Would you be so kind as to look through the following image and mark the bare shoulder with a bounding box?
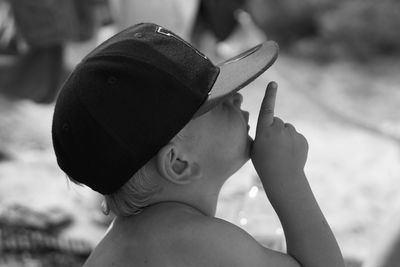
[83,205,301,267]
[171,215,301,267]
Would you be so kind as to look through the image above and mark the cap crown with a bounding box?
[52,23,219,194]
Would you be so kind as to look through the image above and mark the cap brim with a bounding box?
[193,41,279,117]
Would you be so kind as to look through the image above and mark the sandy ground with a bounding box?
[1,42,399,266]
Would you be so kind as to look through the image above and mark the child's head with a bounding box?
[52,23,278,216]
[103,102,252,216]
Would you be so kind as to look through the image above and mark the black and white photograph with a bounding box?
[1,0,399,266]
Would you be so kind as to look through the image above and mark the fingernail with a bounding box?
[270,81,277,89]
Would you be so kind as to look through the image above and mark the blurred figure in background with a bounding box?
[116,0,199,42]
[1,0,267,104]
[247,0,317,47]
[0,0,112,103]
[114,0,265,61]
[192,0,266,60]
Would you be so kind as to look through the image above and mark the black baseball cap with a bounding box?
[52,23,278,195]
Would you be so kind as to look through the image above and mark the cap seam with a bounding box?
[70,76,137,177]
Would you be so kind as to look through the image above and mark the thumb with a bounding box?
[256,81,278,135]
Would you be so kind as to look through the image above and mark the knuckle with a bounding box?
[284,123,296,131]
[299,134,308,147]
[261,107,274,116]
[273,117,282,123]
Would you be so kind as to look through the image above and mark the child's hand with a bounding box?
[251,82,345,267]
[251,81,308,182]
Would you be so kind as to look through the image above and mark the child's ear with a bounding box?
[156,143,202,185]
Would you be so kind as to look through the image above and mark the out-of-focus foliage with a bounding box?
[248,0,400,59]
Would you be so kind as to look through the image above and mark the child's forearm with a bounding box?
[262,171,344,267]
[252,82,344,267]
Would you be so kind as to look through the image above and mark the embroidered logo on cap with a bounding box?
[155,26,208,60]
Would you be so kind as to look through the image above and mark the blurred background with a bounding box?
[0,0,399,266]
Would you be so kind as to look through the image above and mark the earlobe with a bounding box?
[156,144,201,185]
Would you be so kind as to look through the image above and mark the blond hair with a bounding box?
[103,162,160,216]
[68,130,192,217]
[103,130,193,216]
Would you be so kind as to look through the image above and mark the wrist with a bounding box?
[260,170,310,203]
[256,163,306,185]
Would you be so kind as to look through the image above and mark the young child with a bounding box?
[52,23,345,267]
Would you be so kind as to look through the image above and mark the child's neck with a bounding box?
[151,191,220,217]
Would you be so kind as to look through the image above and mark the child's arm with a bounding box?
[251,81,345,267]
[170,81,345,267]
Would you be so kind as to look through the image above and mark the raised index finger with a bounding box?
[257,81,277,129]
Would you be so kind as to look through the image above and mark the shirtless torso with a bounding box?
[83,200,301,267]
[84,202,222,267]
